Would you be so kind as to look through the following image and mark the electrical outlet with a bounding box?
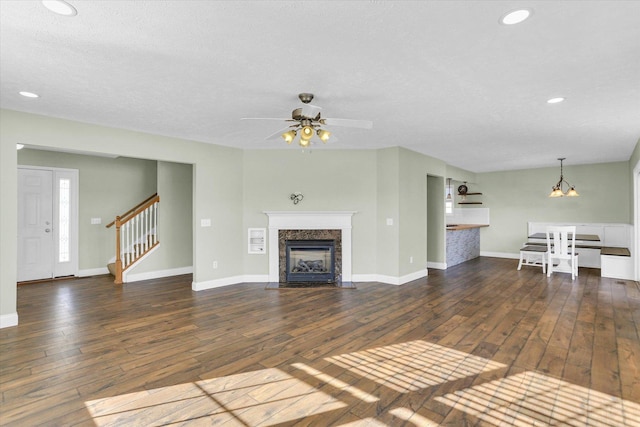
[410,256,413,264]
[213,261,218,269]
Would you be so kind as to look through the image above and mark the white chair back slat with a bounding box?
[546,226,579,279]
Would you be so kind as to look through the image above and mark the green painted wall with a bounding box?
[17,149,158,270]
[376,148,400,277]
[630,138,640,221]
[242,149,378,276]
[0,116,18,322]
[398,148,428,276]
[1,109,244,323]
[427,175,445,264]
[3,109,635,325]
[477,161,631,255]
[132,161,193,274]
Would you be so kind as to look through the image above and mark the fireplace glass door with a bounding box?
[285,240,335,283]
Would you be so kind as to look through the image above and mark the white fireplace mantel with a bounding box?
[264,211,356,282]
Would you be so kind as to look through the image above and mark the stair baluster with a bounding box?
[106,194,160,284]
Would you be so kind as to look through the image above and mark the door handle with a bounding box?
[45,228,51,233]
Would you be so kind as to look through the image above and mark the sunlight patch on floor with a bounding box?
[325,340,507,393]
[389,407,441,426]
[84,340,637,426]
[291,362,379,403]
[85,368,345,426]
[435,371,640,427]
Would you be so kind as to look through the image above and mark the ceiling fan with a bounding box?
[242,93,373,147]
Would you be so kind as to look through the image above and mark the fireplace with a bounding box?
[286,239,335,283]
[278,229,341,283]
[265,211,355,283]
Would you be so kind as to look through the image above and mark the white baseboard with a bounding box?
[192,270,431,290]
[125,266,193,283]
[351,274,379,283]
[243,274,270,283]
[78,267,109,277]
[360,270,428,286]
[0,312,19,329]
[192,275,247,291]
[481,251,519,260]
[427,261,447,270]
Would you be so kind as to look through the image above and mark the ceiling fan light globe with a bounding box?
[300,126,314,141]
[318,129,331,143]
[299,138,310,147]
[282,130,296,144]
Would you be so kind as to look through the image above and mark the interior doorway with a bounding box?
[635,164,640,281]
[426,174,446,270]
[17,166,78,282]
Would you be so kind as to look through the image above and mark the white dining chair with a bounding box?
[546,226,579,279]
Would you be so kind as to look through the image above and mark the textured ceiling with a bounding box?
[1,0,639,173]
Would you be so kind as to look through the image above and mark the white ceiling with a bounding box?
[1,1,639,173]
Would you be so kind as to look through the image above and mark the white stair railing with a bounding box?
[106,194,160,284]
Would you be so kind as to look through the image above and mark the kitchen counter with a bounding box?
[446,224,489,231]
[446,225,488,267]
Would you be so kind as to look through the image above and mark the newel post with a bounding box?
[114,215,123,285]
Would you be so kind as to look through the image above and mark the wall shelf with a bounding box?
[248,228,266,254]
[458,191,483,205]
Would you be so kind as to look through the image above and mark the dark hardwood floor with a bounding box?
[1,257,639,426]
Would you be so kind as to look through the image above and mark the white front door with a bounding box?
[18,169,53,281]
[18,167,78,282]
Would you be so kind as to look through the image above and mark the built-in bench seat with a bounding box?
[524,241,603,250]
[526,222,634,280]
[519,244,632,279]
[601,247,631,257]
[601,247,633,280]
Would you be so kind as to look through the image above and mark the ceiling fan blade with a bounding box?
[300,103,322,118]
[241,117,293,121]
[321,118,373,129]
[264,125,296,141]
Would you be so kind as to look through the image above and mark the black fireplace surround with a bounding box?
[285,239,336,283]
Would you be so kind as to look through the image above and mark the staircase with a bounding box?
[106,194,160,284]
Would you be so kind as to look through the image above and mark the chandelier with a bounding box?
[549,158,579,197]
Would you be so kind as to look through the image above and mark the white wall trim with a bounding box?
[366,269,428,286]
[264,211,356,282]
[634,160,639,281]
[192,270,431,290]
[0,313,19,329]
[121,245,160,282]
[481,251,519,260]
[243,274,270,283]
[427,261,447,270]
[193,275,246,291]
[78,267,110,277]
[126,266,193,283]
[351,274,379,282]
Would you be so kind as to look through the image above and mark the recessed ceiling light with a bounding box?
[19,91,40,98]
[547,97,565,104]
[16,144,25,150]
[42,0,77,17]
[500,9,532,25]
